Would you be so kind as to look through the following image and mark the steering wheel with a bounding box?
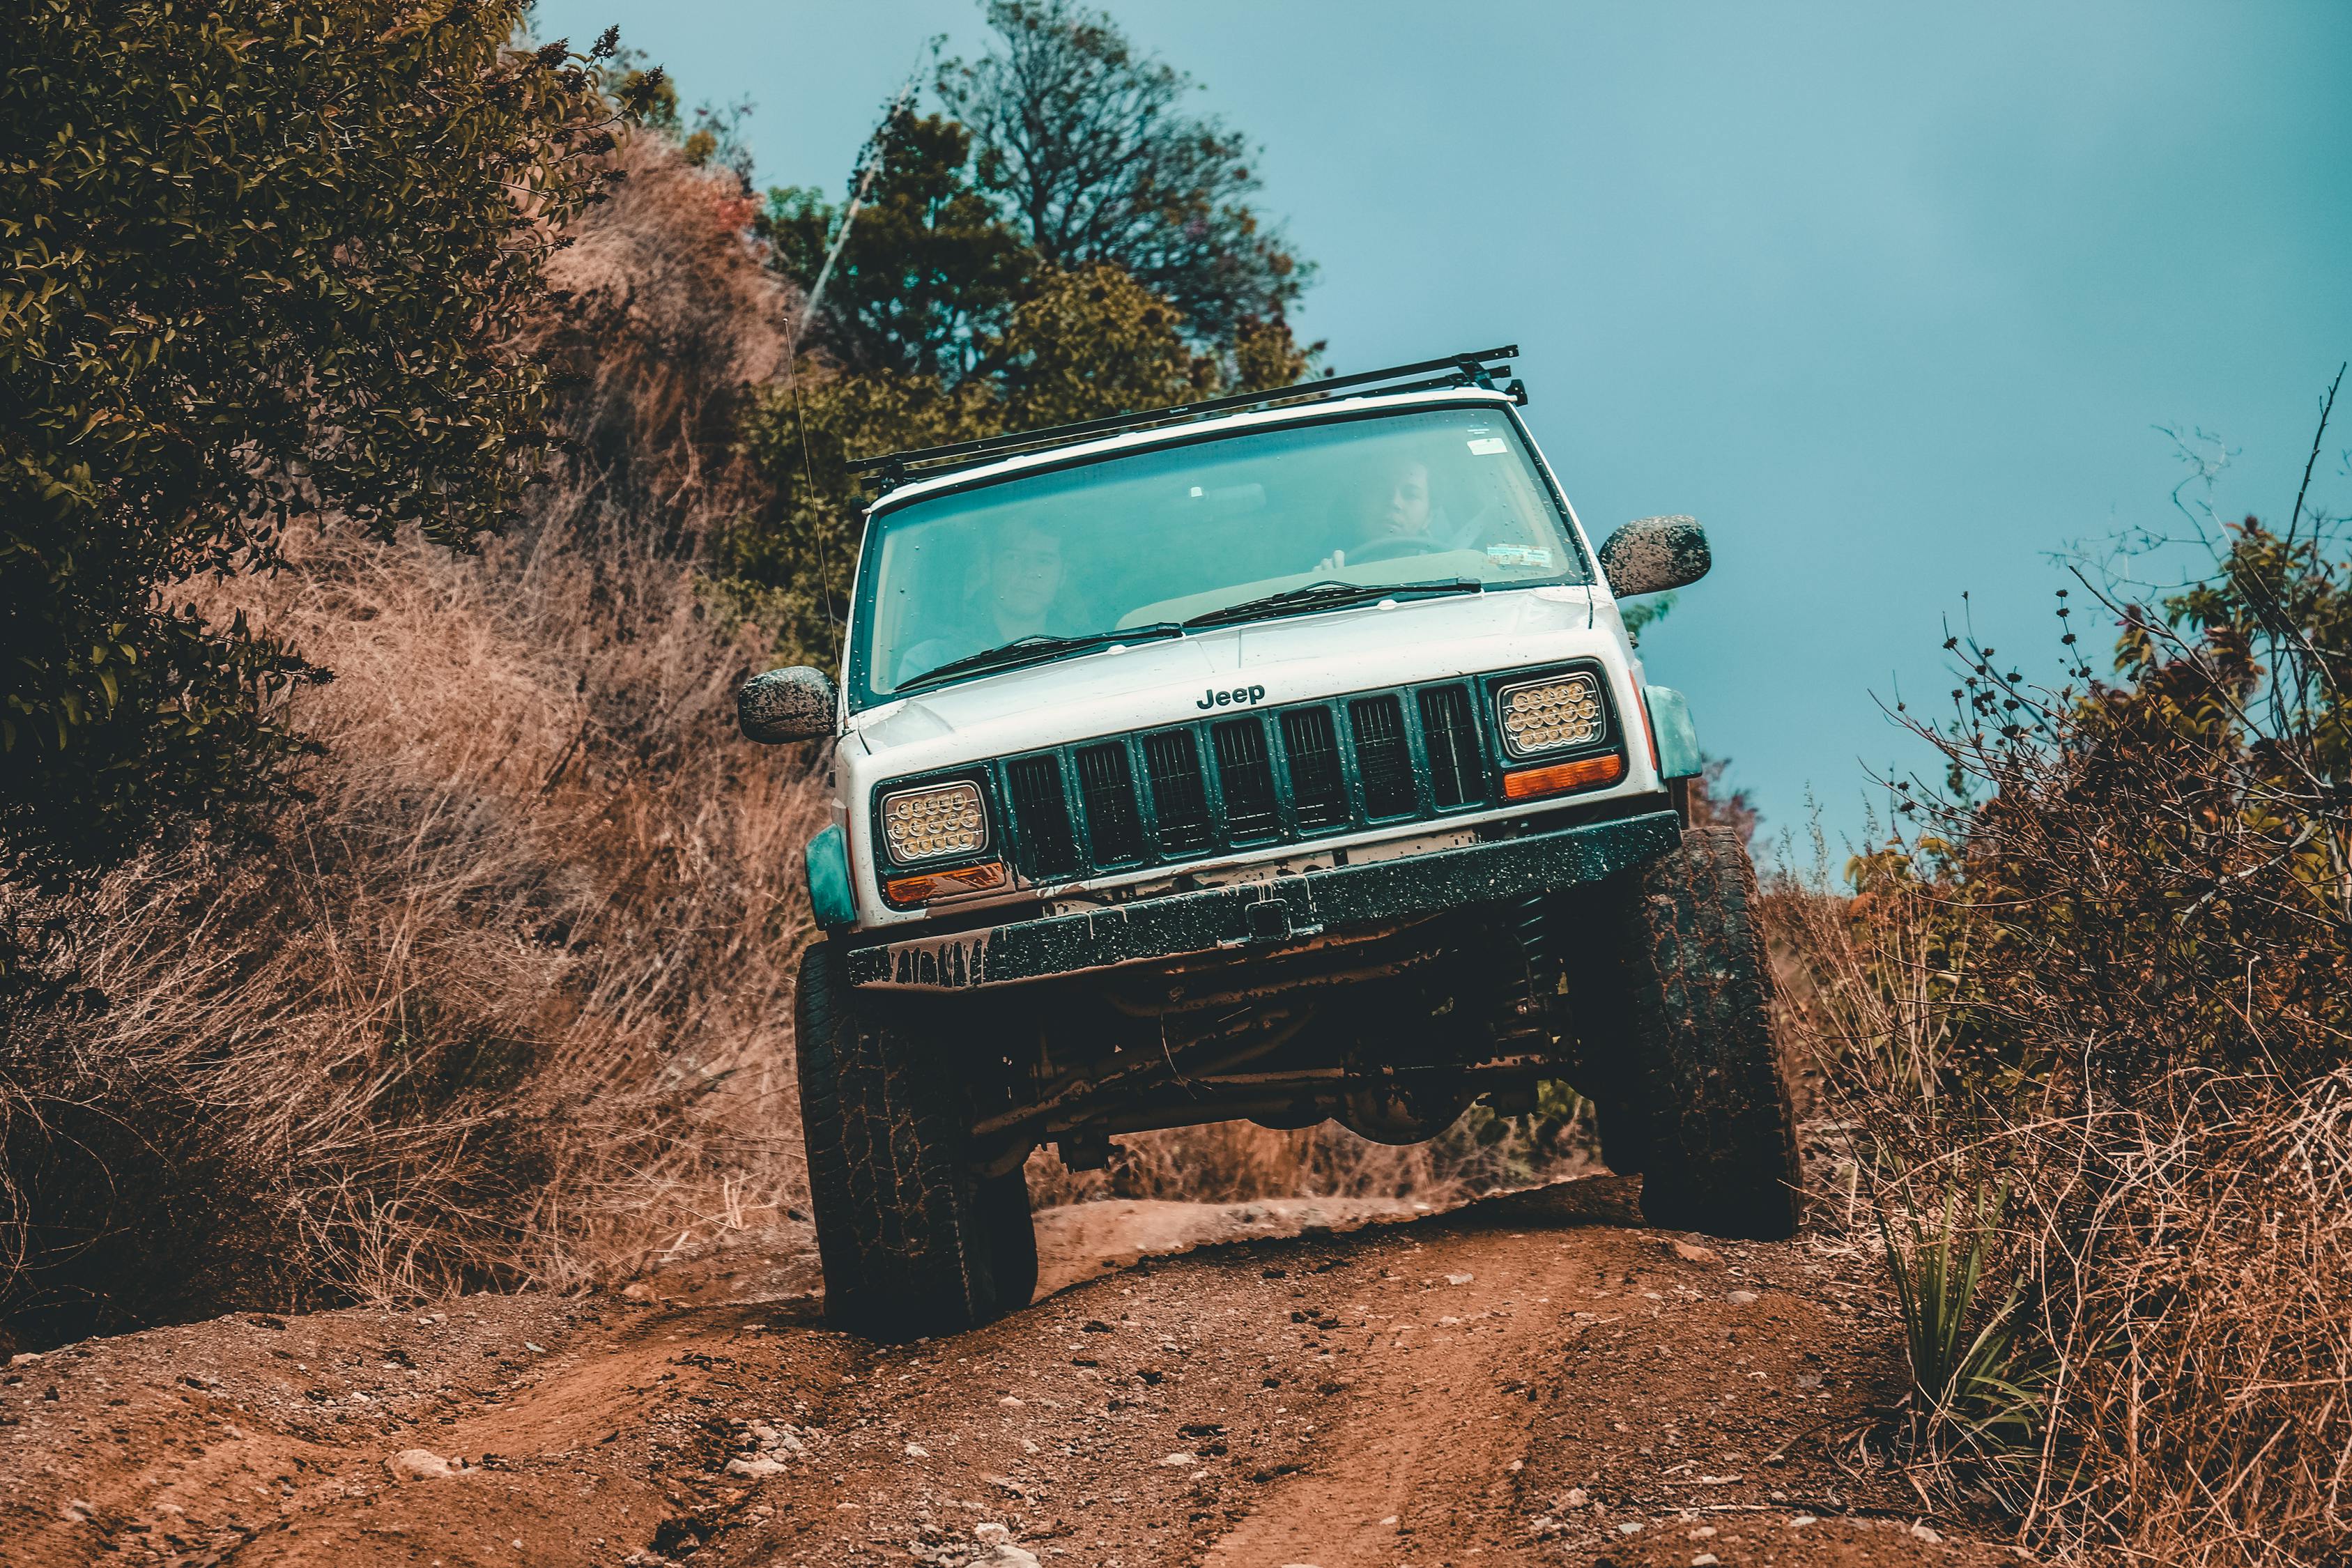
[1346,535,1451,564]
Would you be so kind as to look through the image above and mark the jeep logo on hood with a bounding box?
[1198,684,1267,710]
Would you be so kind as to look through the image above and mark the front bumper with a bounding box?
[844,808,1682,991]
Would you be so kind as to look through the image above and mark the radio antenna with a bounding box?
[801,66,921,325]
[785,59,921,636]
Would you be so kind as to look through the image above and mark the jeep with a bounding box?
[739,348,1800,1341]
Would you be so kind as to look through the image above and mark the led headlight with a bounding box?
[879,781,989,864]
[1498,672,1606,758]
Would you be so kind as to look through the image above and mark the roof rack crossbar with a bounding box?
[849,345,1521,485]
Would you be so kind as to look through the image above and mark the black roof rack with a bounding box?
[850,345,1525,490]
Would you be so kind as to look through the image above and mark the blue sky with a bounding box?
[535,0,2352,853]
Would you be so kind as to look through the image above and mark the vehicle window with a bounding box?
[850,406,1588,702]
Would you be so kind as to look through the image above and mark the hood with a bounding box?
[850,585,1620,758]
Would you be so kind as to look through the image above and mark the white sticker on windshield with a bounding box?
[1467,436,1509,455]
[1486,544,1554,569]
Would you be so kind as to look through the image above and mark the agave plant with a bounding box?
[1878,1181,2043,1459]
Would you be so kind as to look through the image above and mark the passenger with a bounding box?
[896,517,1070,685]
[1317,456,1473,569]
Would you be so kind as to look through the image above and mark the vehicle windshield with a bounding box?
[847,404,1590,705]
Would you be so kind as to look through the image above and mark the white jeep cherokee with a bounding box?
[740,348,1799,1340]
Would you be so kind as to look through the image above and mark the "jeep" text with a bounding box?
[1198,684,1267,710]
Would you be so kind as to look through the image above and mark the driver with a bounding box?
[896,517,1070,686]
[1316,457,1472,570]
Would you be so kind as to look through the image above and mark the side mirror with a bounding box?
[737,666,836,744]
[1597,515,1710,598]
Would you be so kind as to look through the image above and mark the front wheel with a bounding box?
[1567,827,1801,1238]
[794,941,1033,1339]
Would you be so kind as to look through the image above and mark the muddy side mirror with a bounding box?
[738,666,836,744]
[1597,516,1710,598]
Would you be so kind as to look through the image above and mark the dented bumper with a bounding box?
[842,807,1681,991]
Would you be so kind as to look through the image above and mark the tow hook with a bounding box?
[1220,897,1324,948]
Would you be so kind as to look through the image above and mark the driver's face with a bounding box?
[990,531,1063,620]
[1373,463,1432,537]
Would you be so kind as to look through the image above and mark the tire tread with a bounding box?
[795,942,1028,1339]
[1576,828,1801,1238]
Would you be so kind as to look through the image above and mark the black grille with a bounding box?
[1075,743,1144,863]
[1142,730,1212,852]
[1280,707,1350,829]
[1418,685,1485,809]
[978,674,1598,883]
[1350,694,1417,817]
[1211,718,1280,839]
[1006,755,1079,876]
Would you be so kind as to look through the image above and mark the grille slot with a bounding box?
[1418,685,1485,810]
[1280,707,1351,830]
[1351,695,1417,817]
[1142,730,1213,852]
[1075,743,1144,863]
[1006,755,1079,877]
[1211,718,1280,839]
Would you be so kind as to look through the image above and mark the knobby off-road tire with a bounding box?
[1569,826,1801,1239]
[794,941,1034,1340]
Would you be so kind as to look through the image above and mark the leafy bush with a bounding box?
[0,2,650,885]
[1775,383,2352,1560]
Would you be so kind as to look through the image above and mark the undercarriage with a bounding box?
[964,902,1582,1176]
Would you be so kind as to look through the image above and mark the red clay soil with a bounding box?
[0,1176,2024,1567]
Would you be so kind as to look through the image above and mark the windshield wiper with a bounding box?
[1182,578,1484,631]
[895,623,1184,693]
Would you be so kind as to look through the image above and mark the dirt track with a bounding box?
[1,1176,2015,1567]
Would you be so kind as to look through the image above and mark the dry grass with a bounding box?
[0,519,825,1341]
[1775,877,2352,1564]
[2021,1072,2352,1562]
[0,132,815,1344]
[1026,1102,1599,1211]
[1767,502,2352,1561]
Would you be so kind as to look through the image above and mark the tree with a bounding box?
[760,110,1033,384]
[937,0,1313,358]
[1001,262,1208,426]
[0,2,650,886]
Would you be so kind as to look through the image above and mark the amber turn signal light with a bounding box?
[1501,752,1626,801]
[884,860,1007,905]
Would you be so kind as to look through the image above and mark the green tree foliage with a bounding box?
[761,112,1033,383]
[764,1,1318,392]
[0,3,647,886]
[939,0,1312,355]
[1002,262,1210,426]
[606,47,752,183]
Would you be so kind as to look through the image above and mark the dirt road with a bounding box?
[1,1176,2013,1567]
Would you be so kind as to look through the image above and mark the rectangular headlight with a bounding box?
[879,780,989,864]
[1498,672,1606,758]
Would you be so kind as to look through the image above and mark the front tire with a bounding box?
[794,941,1030,1339]
[1569,827,1801,1239]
